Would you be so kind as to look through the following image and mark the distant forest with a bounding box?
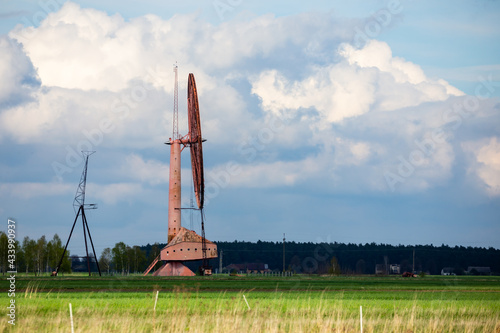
[2,231,499,276]
[142,240,500,276]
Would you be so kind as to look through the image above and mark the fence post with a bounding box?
[360,305,363,333]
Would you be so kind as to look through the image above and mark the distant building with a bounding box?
[225,263,270,274]
[246,263,270,273]
[389,264,400,274]
[375,264,400,275]
[225,264,245,274]
[466,267,491,275]
[441,267,455,275]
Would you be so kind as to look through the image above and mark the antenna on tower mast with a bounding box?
[172,62,179,139]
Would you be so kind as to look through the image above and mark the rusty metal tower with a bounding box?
[143,69,217,276]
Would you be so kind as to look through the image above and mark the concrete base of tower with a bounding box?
[152,261,195,276]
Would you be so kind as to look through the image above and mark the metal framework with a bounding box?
[187,73,204,209]
[55,151,101,276]
[143,69,217,276]
[187,73,210,273]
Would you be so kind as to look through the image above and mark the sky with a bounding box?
[0,0,499,257]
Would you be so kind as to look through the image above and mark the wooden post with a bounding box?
[282,233,286,273]
[69,303,74,333]
[243,295,250,310]
[154,290,159,311]
[412,248,415,273]
[360,305,363,333]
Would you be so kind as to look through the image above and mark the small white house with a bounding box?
[389,264,400,274]
[441,267,455,275]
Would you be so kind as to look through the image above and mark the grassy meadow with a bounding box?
[1,274,499,332]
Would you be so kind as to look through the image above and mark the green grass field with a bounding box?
[1,275,499,332]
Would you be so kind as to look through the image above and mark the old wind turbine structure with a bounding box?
[144,65,217,276]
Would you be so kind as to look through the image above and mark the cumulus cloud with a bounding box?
[1,1,497,199]
[206,156,322,189]
[9,3,353,93]
[11,3,138,92]
[5,2,295,146]
[251,40,464,124]
[0,78,173,147]
[1,1,499,251]
[88,182,143,205]
[246,39,479,194]
[0,36,40,108]
[121,154,169,185]
[463,137,500,196]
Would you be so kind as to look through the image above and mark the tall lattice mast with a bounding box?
[73,151,96,213]
[55,151,101,277]
[172,63,179,139]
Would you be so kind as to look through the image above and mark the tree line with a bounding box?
[0,232,71,275]
[97,242,152,274]
[2,234,499,275]
[214,240,500,275]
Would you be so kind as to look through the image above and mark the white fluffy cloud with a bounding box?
[11,3,153,92]
[1,2,497,199]
[251,40,464,124]
[463,137,500,196]
[246,39,477,193]
[8,3,353,93]
[0,36,40,107]
[206,156,322,190]
[88,182,143,205]
[4,2,293,147]
[120,154,169,185]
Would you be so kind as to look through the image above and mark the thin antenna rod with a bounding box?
[172,63,179,139]
[190,169,194,231]
[283,233,286,273]
[201,209,208,270]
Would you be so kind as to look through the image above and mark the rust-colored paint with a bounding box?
[144,72,218,277]
[167,138,182,242]
[160,227,218,261]
[152,261,196,277]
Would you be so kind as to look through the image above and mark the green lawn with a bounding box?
[3,273,500,292]
[1,275,499,332]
